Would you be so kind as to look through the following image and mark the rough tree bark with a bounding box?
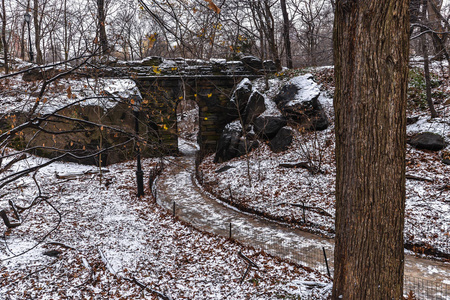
[427,0,445,59]
[421,0,438,118]
[280,0,293,69]
[332,1,410,299]
[97,0,108,55]
[33,0,43,65]
[1,0,8,74]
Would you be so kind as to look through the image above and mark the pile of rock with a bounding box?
[214,74,330,162]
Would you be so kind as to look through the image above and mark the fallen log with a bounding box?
[279,162,310,169]
[0,209,21,228]
[406,174,434,182]
[55,169,110,179]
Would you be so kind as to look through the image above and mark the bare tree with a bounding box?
[292,0,333,67]
[1,0,8,74]
[250,0,282,71]
[0,55,159,234]
[280,0,293,68]
[420,0,438,118]
[96,0,108,55]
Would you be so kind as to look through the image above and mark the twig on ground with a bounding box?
[97,247,170,300]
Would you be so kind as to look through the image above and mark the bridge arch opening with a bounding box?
[176,97,199,154]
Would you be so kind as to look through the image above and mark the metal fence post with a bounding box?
[172,201,176,217]
[322,247,331,278]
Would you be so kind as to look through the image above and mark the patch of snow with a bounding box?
[209,58,227,64]
[407,116,450,144]
[159,59,178,69]
[286,74,321,107]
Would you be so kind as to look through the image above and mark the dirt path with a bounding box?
[155,146,450,298]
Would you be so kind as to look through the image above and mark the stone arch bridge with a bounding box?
[5,56,275,165]
[128,57,276,155]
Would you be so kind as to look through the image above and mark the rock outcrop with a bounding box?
[408,132,447,151]
[214,121,258,163]
[274,74,329,131]
[269,127,294,152]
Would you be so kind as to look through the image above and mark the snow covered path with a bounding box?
[156,144,450,298]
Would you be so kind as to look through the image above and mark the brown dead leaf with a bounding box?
[204,0,220,13]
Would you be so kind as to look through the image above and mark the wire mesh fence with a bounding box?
[161,193,450,299]
[404,276,450,300]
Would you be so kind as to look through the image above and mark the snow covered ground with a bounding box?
[0,151,331,299]
[0,67,332,298]
[200,66,450,258]
[1,61,449,298]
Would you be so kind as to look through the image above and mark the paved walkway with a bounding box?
[155,145,450,298]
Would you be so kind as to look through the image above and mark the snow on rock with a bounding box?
[0,77,141,115]
[407,116,450,145]
[225,119,243,131]
[285,74,321,107]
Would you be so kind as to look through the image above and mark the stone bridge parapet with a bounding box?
[120,56,276,155]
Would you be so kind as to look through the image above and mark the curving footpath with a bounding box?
[155,145,450,299]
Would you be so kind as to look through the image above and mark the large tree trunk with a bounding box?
[421,0,438,118]
[280,0,293,69]
[332,1,409,299]
[33,0,43,65]
[97,0,108,55]
[1,0,8,74]
[427,0,445,59]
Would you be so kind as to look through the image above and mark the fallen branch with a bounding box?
[238,251,259,285]
[0,154,27,174]
[55,169,110,180]
[128,277,171,300]
[45,241,77,250]
[97,248,170,300]
[279,161,310,169]
[0,209,21,228]
[279,161,324,174]
[406,174,434,183]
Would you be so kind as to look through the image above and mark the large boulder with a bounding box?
[263,60,277,73]
[274,74,329,131]
[241,56,263,72]
[269,127,293,152]
[253,115,287,140]
[244,91,266,124]
[408,132,447,151]
[227,78,253,121]
[214,121,258,163]
[134,56,163,67]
